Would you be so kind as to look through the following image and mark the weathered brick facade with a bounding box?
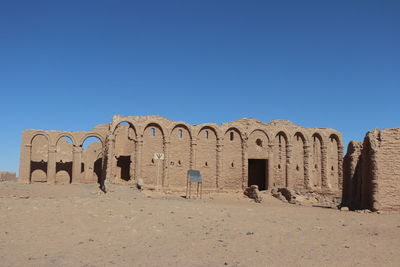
[19,115,343,193]
[342,127,400,211]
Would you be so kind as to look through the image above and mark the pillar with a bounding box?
[268,144,274,189]
[286,144,293,188]
[338,145,344,190]
[216,138,223,190]
[72,146,82,184]
[190,138,197,169]
[163,137,170,188]
[242,139,248,189]
[321,145,328,189]
[47,146,56,184]
[19,144,31,183]
[105,136,115,183]
[135,138,143,182]
[303,145,311,190]
[129,148,135,183]
[110,138,118,184]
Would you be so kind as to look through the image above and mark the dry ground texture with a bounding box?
[1,181,400,267]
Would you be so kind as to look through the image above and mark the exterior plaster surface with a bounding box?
[342,127,400,211]
[19,115,343,194]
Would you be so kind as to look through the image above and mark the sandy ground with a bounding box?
[1,181,400,267]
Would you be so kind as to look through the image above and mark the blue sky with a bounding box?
[0,0,399,174]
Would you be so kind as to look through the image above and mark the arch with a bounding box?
[79,133,105,147]
[142,123,165,186]
[113,122,137,182]
[222,127,243,189]
[30,134,49,183]
[248,129,270,159]
[55,135,74,184]
[275,131,289,144]
[111,120,137,136]
[197,125,219,140]
[29,131,50,145]
[55,133,77,147]
[171,123,192,140]
[273,131,288,187]
[249,129,270,144]
[224,127,243,141]
[81,136,104,184]
[196,126,218,189]
[294,131,307,146]
[329,133,341,148]
[311,132,323,188]
[312,132,324,147]
[293,132,307,189]
[143,122,165,137]
[328,133,341,190]
[169,125,191,188]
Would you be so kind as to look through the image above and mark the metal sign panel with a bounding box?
[187,170,202,183]
[153,153,164,160]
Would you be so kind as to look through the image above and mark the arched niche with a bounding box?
[113,121,137,182]
[55,135,74,184]
[293,132,306,189]
[30,134,49,183]
[142,123,164,187]
[169,125,191,188]
[222,128,243,190]
[81,136,103,184]
[311,133,323,189]
[273,131,288,187]
[328,134,340,190]
[248,129,270,159]
[196,126,218,190]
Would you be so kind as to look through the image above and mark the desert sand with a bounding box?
[1,181,399,267]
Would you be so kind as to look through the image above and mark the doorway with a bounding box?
[248,159,268,190]
[117,156,131,181]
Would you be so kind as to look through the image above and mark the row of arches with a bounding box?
[27,132,104,184]
[108,119,343,191]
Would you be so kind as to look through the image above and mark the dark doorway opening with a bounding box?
[56,161,73,183]
[248,159,268,190]
[117,156,131,181]
[94,158,103,184]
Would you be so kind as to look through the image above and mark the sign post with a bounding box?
[186,170,202,199]
[153,153,164,191]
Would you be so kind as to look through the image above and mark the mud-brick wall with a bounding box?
[342,141,364,209]
[371,128,400,210]
[343,128,400,211]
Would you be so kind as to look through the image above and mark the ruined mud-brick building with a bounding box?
[0,172,17,182]
[19,115,343,193]
[342,127,400,211]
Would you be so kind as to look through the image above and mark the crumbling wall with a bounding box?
[81,141,103,184]
[343,128,400,211]
[19,126,107,184]
[342,141,364,209]
[0,172,17,182]
[20,115,343,195]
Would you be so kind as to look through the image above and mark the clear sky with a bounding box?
[0,0,399,174]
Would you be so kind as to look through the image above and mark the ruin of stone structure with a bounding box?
[19,115,343,193]
[342,127,400,211]
[0,172,17,182]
